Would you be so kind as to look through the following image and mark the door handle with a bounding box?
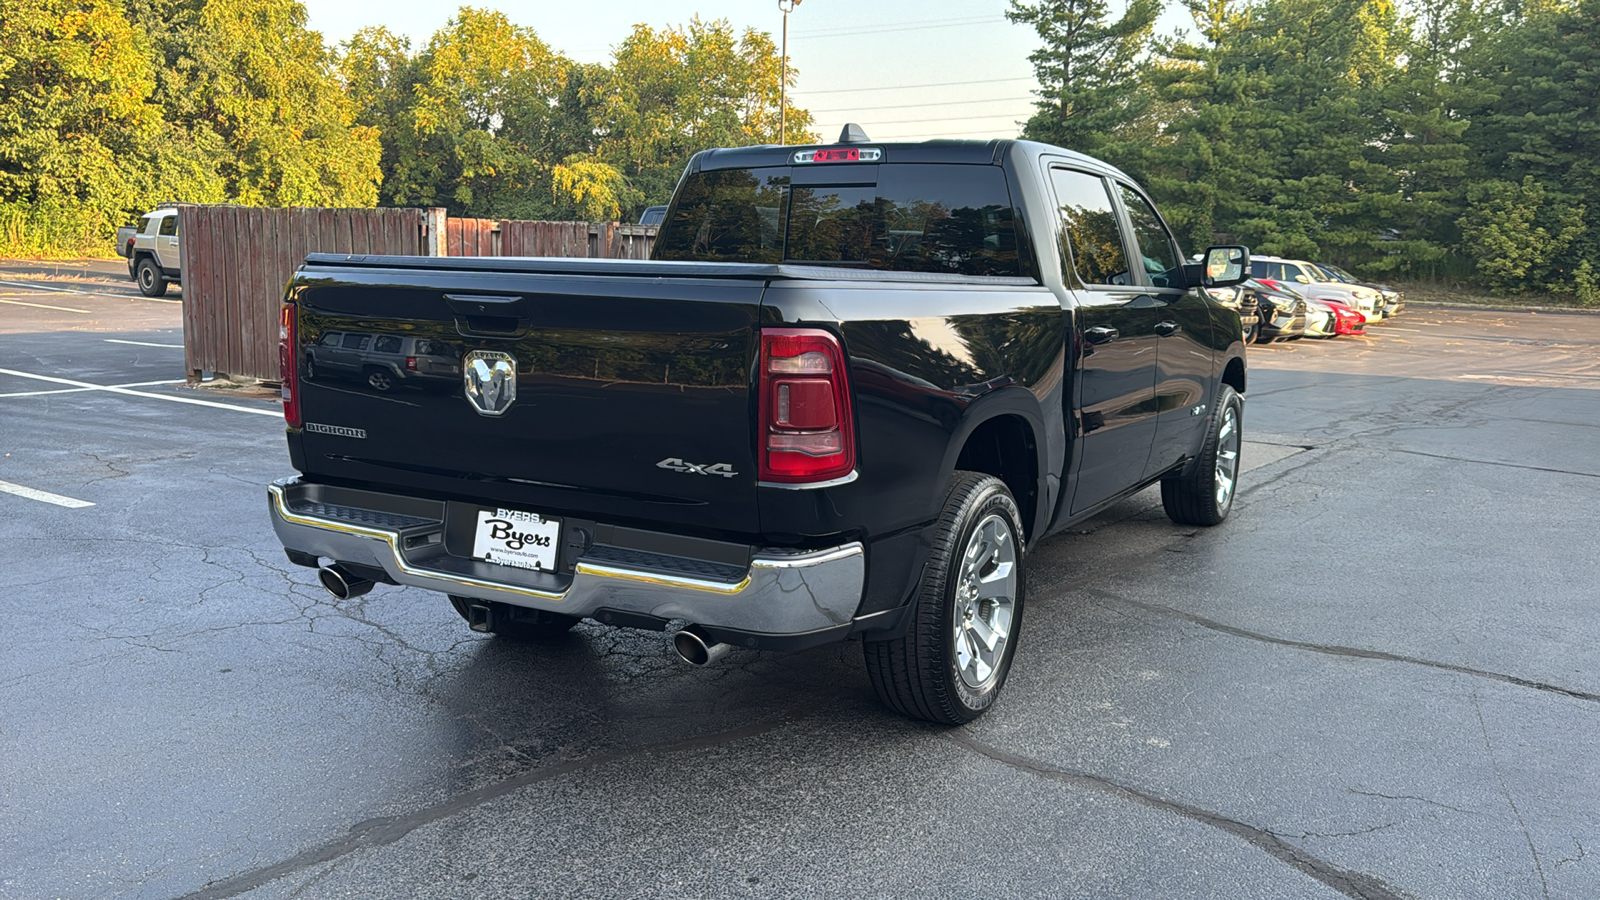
[1084,326,1119,345]
[1155,320,1180,336]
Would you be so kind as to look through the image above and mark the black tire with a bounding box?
[448,596,580,639]
[136,258,168,297]
[1240,318,1258,344]
[1161,384,1243,526]
[365,367,393,392]
[864,471,1026,725]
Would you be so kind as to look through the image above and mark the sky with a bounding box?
[299,0,1053,143]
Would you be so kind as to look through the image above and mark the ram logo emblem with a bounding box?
[464,351,516,416]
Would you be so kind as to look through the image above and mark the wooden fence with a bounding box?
[446,219,657,259]
[180,208,659,382]
[178,206,425,382]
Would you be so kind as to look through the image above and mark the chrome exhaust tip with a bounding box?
[671,628,731,666]
[317,564,374,601]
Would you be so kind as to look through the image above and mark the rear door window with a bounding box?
[341,334,370,351]
[158,216,177,237]
[1048,168,1130,287]
[373,336,402,354]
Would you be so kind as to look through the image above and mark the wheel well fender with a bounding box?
[938,388,1049,544]
[1220,354,1246,397]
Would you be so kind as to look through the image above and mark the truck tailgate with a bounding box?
[290,261,765,538]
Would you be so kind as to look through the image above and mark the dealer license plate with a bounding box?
[471,507,561,571]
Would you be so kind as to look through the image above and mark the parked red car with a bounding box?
[1320,299,1368,336]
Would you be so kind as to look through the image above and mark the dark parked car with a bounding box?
[1244,278,1307,343]
[1206,286,1262,344]
[269,130,1251,724]
[638,205,667,226]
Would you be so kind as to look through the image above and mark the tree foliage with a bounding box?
[1014,0,1596,300]
[0,2,806,255]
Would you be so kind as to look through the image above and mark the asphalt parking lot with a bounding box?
[2,264,1597,900]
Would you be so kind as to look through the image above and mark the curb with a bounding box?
[1401,300,1600,315]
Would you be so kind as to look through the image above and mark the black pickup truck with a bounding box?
[269,133,1250,724]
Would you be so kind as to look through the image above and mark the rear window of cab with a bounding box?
[653,163,1022,277]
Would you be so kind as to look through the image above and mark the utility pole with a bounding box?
[779,0,801,145]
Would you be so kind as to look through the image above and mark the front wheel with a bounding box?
[136,258,167,297]
[1161,384,1243,526]
[864,471,1026,725]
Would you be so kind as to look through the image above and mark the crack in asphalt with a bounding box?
[1347,789,1474,815]
[174,707,820,900]
[1471,689,1552,899]
[945,731,1413,900]
[1084,588,1600,705]
[1368,446,1600,480]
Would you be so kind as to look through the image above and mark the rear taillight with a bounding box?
[405,356,418,371]
[279,303,301,428]
[759,328,855,484]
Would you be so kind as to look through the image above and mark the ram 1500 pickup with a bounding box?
[268,132,1251,724]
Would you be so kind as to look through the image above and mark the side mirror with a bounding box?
[1295,275,1310,284]
[1200,245,1249,288]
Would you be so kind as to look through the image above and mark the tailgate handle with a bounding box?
[445,294,529,338]
[444,294,523,315]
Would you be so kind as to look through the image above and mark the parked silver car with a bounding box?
[1316,263,1404,319]
[304,332,461,392]
[1250,256,1384,322]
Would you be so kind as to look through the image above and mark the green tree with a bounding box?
[189,0,379,206]
[0,0,163,240]
[1133,0,1265,251]
[1006,0,1162,158]
[1464,0,1599,296]
[583,18,811,217]
[1360,0,1481,278]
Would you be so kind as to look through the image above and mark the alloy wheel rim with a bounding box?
[951,513,1018,691]
[1215,406,1240,509]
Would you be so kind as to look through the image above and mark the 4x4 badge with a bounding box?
[464,350,516,416]
[657,457,737,478]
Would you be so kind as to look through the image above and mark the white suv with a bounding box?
[129,208,182,297]
[1250,256,1381,321]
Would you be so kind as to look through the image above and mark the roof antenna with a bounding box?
[838,123,870,143]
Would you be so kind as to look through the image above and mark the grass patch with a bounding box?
[0,203,119,260]
[1392,281,1597,310]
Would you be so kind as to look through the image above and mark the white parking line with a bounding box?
[0,297,91,314]
[0,479,94,509]
[0,279,180,304]
[0,367,279,417]
[104,339,184,348]
[0,379,185,398]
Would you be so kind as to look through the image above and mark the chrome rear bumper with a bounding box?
[267,478,865,636]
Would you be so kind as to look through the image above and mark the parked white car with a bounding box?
[1250,256,1382,322]
[128,207,181,297]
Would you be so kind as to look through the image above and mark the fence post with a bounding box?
[426,208,447,256]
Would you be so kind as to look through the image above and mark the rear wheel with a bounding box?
[1161,384,1243,526]
[864,471,1025,725]
[365,367,394,392]
[136,258,167,297]
[448,596,580,639]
